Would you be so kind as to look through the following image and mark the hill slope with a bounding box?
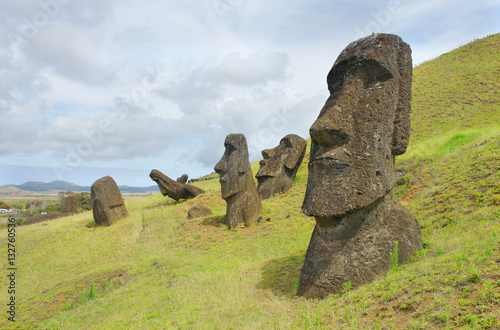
[2,34,499,329]
[410,33,500,144]
[2,180,159,193]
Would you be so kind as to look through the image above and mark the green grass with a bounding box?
[411,33,500,144]
[1,34,500,329]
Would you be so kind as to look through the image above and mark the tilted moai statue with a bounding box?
[214,133,261,228]
[256,134,307,199]
[298,34,422,298]
[91,176,128,226]
[150,169,203,201]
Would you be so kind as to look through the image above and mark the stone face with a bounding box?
[298,33,422,298]
[150,170,203,201]
[256,134,307,199]
[91,176,128,226]
[214,133,261,228]
[187,205,213,219]
[177,174,189,184]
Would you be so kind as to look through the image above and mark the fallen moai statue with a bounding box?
[150,169,203,201]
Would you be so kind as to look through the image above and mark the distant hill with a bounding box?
[0,185,34,196]
[16,180,88,192]
[2,180,159,193]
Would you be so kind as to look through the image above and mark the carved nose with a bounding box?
[214,158,227,175]
[310,118,349,149]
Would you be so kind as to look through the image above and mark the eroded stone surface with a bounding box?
[177,174,189,184]
[214,133,261,228]
[91,176,128,226]
[187,205,213,219]
[256,134,307,200]
[298,34,422,298]
[150,170,203,201]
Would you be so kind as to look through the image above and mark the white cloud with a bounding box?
[206,51,291,86]
[1,0,499,185]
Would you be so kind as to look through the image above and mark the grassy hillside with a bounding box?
[410,33,500,144]
[2,34,499,329]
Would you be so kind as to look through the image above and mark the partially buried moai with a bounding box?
[214,133,261,228]
[255,134,307,200]
[298,33,422,298]
[91,176,128,226]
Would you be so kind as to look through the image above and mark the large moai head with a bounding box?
[91,176,128,226]
[256,134,307,199]
[297,34,421,299]
[214,133,252,199]
[302,33,412,218]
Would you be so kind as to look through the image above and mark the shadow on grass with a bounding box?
[201,215,225,227]
[257,252,305,298]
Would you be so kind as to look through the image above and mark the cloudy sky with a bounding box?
[1,0,499,186]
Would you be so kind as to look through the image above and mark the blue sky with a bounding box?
[1,0,499,186]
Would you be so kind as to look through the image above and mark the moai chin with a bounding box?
[255,134,307,200]
[298,33,422,298]
[214,133,261,228]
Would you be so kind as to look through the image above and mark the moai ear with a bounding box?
[226,133,250,175]
[391,41,412,156]
[284,135,307,170]
[237,137,250,175]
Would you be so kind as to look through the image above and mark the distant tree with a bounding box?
[0,203,12,209]
[58,192,77,213]
[26,200,48,215]
[77,192,92,211]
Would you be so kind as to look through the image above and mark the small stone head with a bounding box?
[302,33,412,218]
[256,134,307,199]
[214,133,251,199]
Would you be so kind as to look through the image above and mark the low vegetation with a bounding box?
[1,34,499,329]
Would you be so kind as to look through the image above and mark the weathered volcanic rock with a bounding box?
[150,169,203,201]
[91,176,128,226]
[256,134,306,200]
[176,174,189,184]
[298,33,422,298]
[214,133,261,228]
[187,205,213,219]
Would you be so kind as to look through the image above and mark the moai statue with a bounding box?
[91,176,128,226]
[150,170,203,201]
[298,34,422,298]
[255,134,307,199]
[214,133,261,228]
